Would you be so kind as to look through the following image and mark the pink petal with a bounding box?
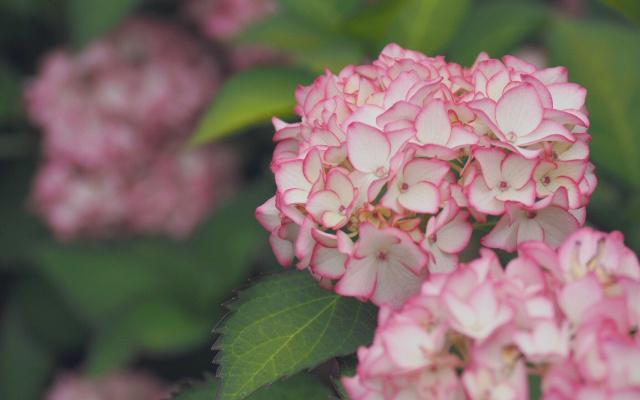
[371,259,424,308]
[311,245,346,279]
[347,122,391,173]
[502,153,537,189]
[475,148,506,189]
[468,177,504,215]
[548,83,587,110]
[496,84,543,136]
[270,233,294,267]
[402,158,450,185]
[398,182,440,213]
[415,100,452,145]
[335,256,377,298]
[482,214,519,252]
[436,213,472,253]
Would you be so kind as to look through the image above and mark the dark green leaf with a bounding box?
[277,0,362,29]
[448,2,548,66]
[0,61,22,123]
[547,18,640,187]
[215,271,377,400]
[34,180,272,326]
[346,0,469,55]
[172,373,333,400]
[191,68,315,145]
[602,0,640,26]
[67,0,141,48]
[0,293,54,400]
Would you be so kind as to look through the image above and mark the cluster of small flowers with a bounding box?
[344,228,640,399]
[46,371,169,400]
[27,18,237,240]
[257,43,596,307]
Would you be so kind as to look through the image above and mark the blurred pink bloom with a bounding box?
[184,0,277,41]
[46,371,169,400]
[27,18,238,240]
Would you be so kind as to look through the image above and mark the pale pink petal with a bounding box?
[548,83,586,110]
[469,177,504,215]
[474,148,505,188]
[335,256,377,298]
[398,182,440,213]
[347,122,390,173]
[311,245,346,279]
[501,153,537,189]
[415,100,451,145]
[496,84,543,136]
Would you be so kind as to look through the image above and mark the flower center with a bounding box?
[506,132,517,143]
[428,233,437,244]
[400,182,409,192]
[376,250,388,261]
[498,181,509,191]
[541,176,551,186]
[375,166,388,177]
[526,211,537,219]
[338,205,346,213]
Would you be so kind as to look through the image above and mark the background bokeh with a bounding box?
[0,0,638,399]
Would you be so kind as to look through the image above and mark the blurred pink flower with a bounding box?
[184,0,277,41]
[27,17,238,240]
[46,371,169,400]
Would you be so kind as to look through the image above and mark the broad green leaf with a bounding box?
[0,293,54,400]
[171,373,332,400]
[35,180,272,325]
[215,271,377,400]
[191,68,315,145]
[448,2,548,66]
[547,18,640,187]
[0,62,21,123]
[277,0,362,29]
[67,0,141,47]
[602,0,640,26]
[346,0,469,54]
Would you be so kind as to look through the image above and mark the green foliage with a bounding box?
[172,373,333,400]
[32,180,272,372]
[67,0,141,48]
[214,271,377,400]
[191,68,315,145]
[448,1,548,65]
[547,18,640,188]
[0,293,54,400]
[602,0,640,26]
[277,0,362,29]
[0,62,22,123]
[346,0,469,54]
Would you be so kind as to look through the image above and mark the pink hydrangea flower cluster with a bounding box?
[27,18,237,240]
[184,0,277,41]
[257,44,596,308]
[46,371,169,400]
[344,228,640,399]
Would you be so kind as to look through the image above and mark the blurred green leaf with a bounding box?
[448,1,547,65]
[0,62,22,123]
[238,16,366,73]
[346,0,469,54]
[191,68,315,145]
[172,373,332,400]
[0,294,54,400]
[67,0,141,48]
[547,18,640,187]
[277,0,362,29]
[602,0,640,26]
[215,271,377,400]
[35,179,272,326]
[334,356,357,400]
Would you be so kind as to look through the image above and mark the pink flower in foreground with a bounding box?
[344,228,640,399]
[258,43,594,307]
[27,18,237,240]
[46,371,169,400]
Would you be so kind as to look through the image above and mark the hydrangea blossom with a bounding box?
[27,18,237,240]
[257,44,595,307]
[46,371,169,400]
[343,228,640,399]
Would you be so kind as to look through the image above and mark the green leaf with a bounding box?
[602,0,640,26]
[546,18,640,187]
[448,2,548,66]
[277,0,362,29]
[346,0,469,54]
[34,180,272,326]
[237,16,366,73]
[172,373,333,400]
[67,0,141,48]
[0,292,54,400]
[191,68,315,145]
[215,271,377,400]
[0,61,22,123]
